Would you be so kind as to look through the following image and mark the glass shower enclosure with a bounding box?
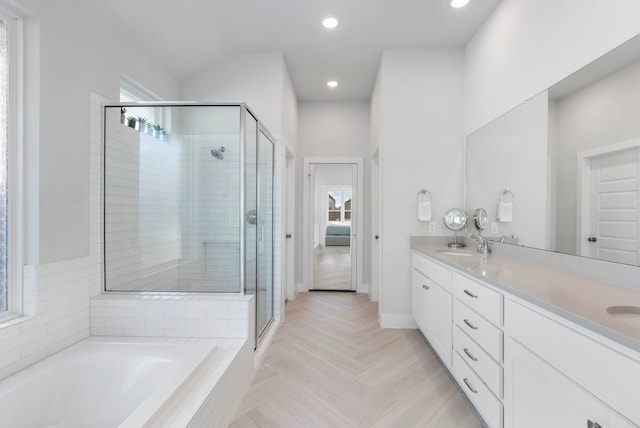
[103,103,274,343]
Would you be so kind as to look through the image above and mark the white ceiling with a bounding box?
[91,0,501,101]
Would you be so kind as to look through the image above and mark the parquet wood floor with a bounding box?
[230,292,486,428]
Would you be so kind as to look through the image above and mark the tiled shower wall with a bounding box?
[104,111,182,291]
[178,134,241,293]
[104,108,243,293]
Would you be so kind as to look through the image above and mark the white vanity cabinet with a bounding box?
[504,298,640,428]
[410,246,640,428]
[451,272,505,428]
[411,252,453,369]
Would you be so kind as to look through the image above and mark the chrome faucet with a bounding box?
[499,233,515,243]
[467,233,489,254]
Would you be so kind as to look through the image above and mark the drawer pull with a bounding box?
[422,284,430,290]
[463,377,478,394]
[463,289,478,298]
[587,421,602,428]
[463,348,478,362]
[463,319,478,330]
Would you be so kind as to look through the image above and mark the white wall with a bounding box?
[374,49,465,326]
[465,0,640,135]
[296,101,371,288]
[19,0,180,264]
[554,60,640,254]
[466,91,549,248]
[180,52,291,143]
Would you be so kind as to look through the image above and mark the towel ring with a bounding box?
[498,189,515,203]
[417,189,432,202]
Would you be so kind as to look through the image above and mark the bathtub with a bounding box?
[0,337,219,428]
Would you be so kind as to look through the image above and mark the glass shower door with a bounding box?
[256,128,274,341]
[244,112,258,343]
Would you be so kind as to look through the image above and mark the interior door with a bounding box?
[308,163,357,291]
[586,148,640,264]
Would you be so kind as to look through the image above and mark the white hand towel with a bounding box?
[418,201,432,222]
[497,201,513,222]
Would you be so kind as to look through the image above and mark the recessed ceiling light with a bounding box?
[327,80,338,88]
[322,16,339,29]
[450,0,470,8]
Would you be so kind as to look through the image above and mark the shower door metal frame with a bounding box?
[254,120,275,346]
[102,102,249,294]
[101,102,275,349]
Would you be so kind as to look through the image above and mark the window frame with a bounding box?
[0,6,24,321]
[119,73,168,131]
[326,187,352,223]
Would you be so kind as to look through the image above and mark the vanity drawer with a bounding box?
[454,273,503,326]
[412,252,452,292]
[454,300,503,362]
[453,351,503,428]
[454,325,503,398]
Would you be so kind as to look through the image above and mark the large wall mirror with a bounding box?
[466,35,640,266]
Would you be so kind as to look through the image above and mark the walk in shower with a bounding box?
[103,103,274,341]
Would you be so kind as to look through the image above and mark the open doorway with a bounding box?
[303,158,363,292]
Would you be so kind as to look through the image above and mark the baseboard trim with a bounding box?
[379,314,418,329]
[357,282,369,294]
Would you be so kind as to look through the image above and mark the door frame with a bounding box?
[576,138,640,256]
[302,157,364,293]
[371,146,381,303]
[284,147,296,301]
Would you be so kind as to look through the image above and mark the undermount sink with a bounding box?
[606,306,640,329]
[436,249,475,257]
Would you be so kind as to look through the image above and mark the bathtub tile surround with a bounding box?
[91,294,253,339]
[0,256,101,381]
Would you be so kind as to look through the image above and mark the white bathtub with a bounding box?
[0,337,217,428]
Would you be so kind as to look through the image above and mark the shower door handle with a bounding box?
[246,209,257,225]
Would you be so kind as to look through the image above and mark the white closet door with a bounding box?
[587,148,640,264]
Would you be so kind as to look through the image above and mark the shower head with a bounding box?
[210,146,225,160]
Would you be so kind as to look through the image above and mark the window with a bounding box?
[0,8,22,318]
[327,189,352,223]
[0,16,8,313]
[119,73,169,133]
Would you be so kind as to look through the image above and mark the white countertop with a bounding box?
[410,237,640,354]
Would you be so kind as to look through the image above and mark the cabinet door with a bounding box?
[412,269,429,335]
[428,280,453,369]
[504,337,626,428]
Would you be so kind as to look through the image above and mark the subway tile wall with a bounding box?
[90,294,252,338]
[178,134,241,293]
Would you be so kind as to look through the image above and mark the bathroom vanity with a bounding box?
[410,237,640,428]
